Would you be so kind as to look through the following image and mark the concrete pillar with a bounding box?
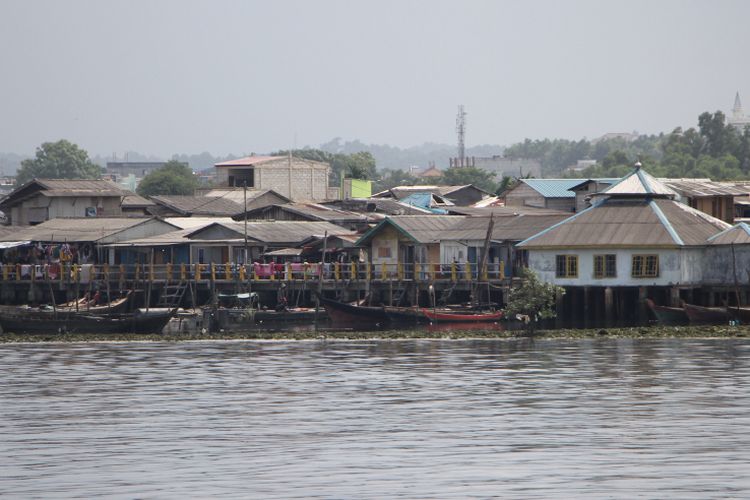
[618,288,627,326]
[604,287,614,326]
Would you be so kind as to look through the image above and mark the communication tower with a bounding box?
[456,105,466,166]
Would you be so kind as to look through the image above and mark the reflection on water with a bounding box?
[1,338,749,498]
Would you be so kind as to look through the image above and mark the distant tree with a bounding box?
[136,160,197,196]
[505,268,564,332]
[372,168,419,192]
[273,148,377,185]
[439,166,497,192]
[16,139,102,185]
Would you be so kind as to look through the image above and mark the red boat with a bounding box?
[421,308,504,323]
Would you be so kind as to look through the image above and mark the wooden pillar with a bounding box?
[583,286,591,328]
[707,289,715,307]
[638,286,648,325]
[669,286,680,308]
[604,287,614,327]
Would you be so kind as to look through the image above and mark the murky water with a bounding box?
[1,338,749,499]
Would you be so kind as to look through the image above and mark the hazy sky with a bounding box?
[2,0,749,158]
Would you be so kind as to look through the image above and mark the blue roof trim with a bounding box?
[636,169,653,194]
[649,200,684,246]
[707,222,750,242]
[517,198,605,247]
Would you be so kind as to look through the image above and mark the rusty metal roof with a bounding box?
[708,223,750,245]
[2,217,168,243]
[661,179,749,197]
[518,198,730,248]
[149,195,243,216]
[356,213,568,245]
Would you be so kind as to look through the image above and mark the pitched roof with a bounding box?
[200,188,291,204]
[372,184,489,200]
[600,168,676,197]
[0,178,130,209]
[198,221,355,245]
[708,222,750,245]
[149,195,243,216]
[356,213,568,245]
[518,198,730,248]
[242,203,379,222]
[0,217,169,243]
[520,179,588,198]
[662,179,748,197]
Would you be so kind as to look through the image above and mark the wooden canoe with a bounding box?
[646,298,688,325]
[421,309,504,323]
[682,302,730,325]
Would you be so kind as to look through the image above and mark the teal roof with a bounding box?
[522,179,589,198]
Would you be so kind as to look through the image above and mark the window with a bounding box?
[594,254,616,278]
[377,246,392,258]
[555,255,578,278]
[632,254,659,278]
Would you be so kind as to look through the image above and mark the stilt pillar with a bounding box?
[638,286,648,325]
[604,287,614,326]
[669,287,681,308]
[555,288,565,328]
[583,286,591,328]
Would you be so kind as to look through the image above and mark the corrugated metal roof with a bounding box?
[150,195,243,216]
[603,169,676,196]
[521,179,587,198]
[357,214,568,245]
[2,217,157,243]
[214,156,283,167]
[121,193,155,207]
[661,179,749,197]
[165,217,237,229]
[212,221,355,244]
[518,198,729,248]
[708,223,750,245]
[201,188,290,204]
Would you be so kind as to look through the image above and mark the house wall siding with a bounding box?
[528,248,699,287]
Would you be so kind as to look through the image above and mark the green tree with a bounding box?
[372,168,419,192]
[439,166,497,192]
[505,268,564,332]
[273,148,377,184]
[136,160,197,196]
[16,139,102,185]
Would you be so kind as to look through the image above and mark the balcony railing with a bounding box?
[0,261,509,285]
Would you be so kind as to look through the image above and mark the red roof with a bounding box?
[214,156,283,167]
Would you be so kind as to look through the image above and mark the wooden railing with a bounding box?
[0,261,509,285]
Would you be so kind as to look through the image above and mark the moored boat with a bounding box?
[646,298,688,325]
[316,294,388,327]
[421,308,504,323]
[682,302,730,325]
[0,307,175,334]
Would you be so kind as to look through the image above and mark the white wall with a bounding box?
[528,247,704,287]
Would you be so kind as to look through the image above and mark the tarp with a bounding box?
[0,241,31,249]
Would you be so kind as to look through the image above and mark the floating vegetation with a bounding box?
[1,324,748,343]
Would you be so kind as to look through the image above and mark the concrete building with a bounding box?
[214,155,332,202]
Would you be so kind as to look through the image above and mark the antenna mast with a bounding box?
[456,105,466,167]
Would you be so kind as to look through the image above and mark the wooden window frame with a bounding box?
[594,254,617,278]
[555,254,578,278]
[631,254,659,278]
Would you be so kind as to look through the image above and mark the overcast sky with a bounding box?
[2,0,749,158]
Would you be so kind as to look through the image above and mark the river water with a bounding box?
[1,337,749,499]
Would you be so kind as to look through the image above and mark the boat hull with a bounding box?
[0,308,174,335]
[683,302,730,325]
[317,295,388,327]
[646,299,688,325]
[421,309,504,323]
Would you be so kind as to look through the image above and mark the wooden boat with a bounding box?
[55,293,132,314]
[0,307,175,334]
[646,298,688,325]
[682,302,730,325]
[383,306,430,324]
[421,308,504,323]
[725,305,750,324]
[211,307,327,330]
[316,294,388,326]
